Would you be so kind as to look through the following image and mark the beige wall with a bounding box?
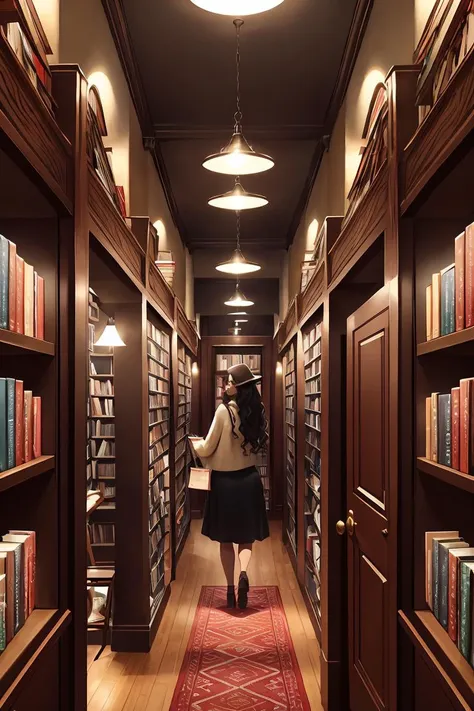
[36,0,191,313]
[415,0,438,45]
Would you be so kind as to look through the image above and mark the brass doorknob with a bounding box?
[346,510,357,537]
[336,520,346,535]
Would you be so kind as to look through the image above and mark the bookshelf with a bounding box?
[147,318,171,621]
[303,319,322,632]
[283,341,297,559]
[174,339,192,559]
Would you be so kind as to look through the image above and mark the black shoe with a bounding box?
[226,588,236,608]
[238,572,249,609]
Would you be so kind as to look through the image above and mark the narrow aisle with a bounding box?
[87,520,323,710]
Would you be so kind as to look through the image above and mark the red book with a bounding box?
[8,241,16,331]
[460,378,473,474]
[455,232,465,331]
[24,391,33,463]
[465,223,474,327]
[451,387,460,470]
[15,380,24,466]
[15,255,24,334]
[33,271,38,339]
[36,275,44,340]
[448,548,474,642]
[32,397,41,459]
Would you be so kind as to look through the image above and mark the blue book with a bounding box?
[0,379,6,473]
[439,540,469,629]
[0,235,8,330]
[441,264,455,336]
[5,379,15,470]
[438,393,451,466]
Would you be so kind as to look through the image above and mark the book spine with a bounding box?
[459,562,471,658]
[426,284,432,341]
[439,545,450,629]
[37,275,44,340]
[438,394,451,466]
[15,381,24,467]
[32,396,41,458]
[30,531,35,613]
[471,569,474,667]
[0,235,8,330]
[460,379,471,474]
[466,223,474,328]
[433,540,440,620]
[431,393,439,462]
[23,263,34,337]
[456,232,465,331]
[452,387,460,470]
[8,241,16,331]
[448,552,458,641]
[24,391,33,463]
[33,271,38,338]
[441,266,455,335]
[426,396,432,458]
[13,547,20,633]
[433,272,441,338]
[6,378,15,470]
[15,255,24,334]
[0,379,6,473]
[470,382,474,476]
[0,600,4,651]
[5,552,14,643]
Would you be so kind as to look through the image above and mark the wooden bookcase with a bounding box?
[282,340,297,560]
[174,338,192,561]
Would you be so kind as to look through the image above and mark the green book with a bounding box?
[459,561,474,659]
[440,264,455,336]
[0,379,6,473]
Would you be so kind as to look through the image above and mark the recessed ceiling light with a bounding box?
[190,1,284,16]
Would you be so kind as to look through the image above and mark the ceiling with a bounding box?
[120,0,359,251]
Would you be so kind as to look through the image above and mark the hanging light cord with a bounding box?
[236,211,241,251]
[234,19,244,132]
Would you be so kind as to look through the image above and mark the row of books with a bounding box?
[425,223,474,340]
[150,520,169,558]
[305,378,321,395]
[90,359,113,377]
[150,436,169,465]
[150,505,167,533]
[306,411,321,430]
[150,421,168,445]
[305,360,321,379]
[0,235,45,338]
[149,409,169,425]
[416,0,474,122]
[425,378,474,472]
[216,353,261,371]
[91,440,115,457]
[285,370,295,386]
[89,421,115,437]
[0,529,36,650]
[426,530,474,664]
[93,461,115,480]
[90,397,114,417]
[148,359,168,379]
[149,452,169,485]
[89,378,113,396]
[149,393,169,410]
[149,375,169,393]
[0,379,41,472]
[178,371,192,387]
[150,480,169,510]
[147,322,170,351]
[89,523,115,544]
[155,251,175,289]
[147,342,170,367]
[307,428,320,449]
[306,394,321,411]
[303,323,322,353]
[0,0,54,112]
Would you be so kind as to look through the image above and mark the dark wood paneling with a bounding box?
[147,264,175,325]
[175,299,198,356]
[277,297,298,353]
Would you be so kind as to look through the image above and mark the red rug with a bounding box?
[170,586,312,710]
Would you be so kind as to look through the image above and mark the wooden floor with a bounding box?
[87,520,323,710]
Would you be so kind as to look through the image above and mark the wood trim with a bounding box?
[175,299,198,356]
[277,297,299,353]
[147,262,175,325]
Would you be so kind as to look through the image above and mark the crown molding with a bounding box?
[100,0,186,242]
[285,0,374,247]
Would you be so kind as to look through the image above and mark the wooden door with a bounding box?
[345,284,396,711]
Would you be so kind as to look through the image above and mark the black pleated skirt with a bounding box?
[202,466,270,544]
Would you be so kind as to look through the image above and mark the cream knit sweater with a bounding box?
[192,401,258,472]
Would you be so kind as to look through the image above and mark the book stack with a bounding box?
[0,234,45,339]
[0,378,41,473]
[175,343,192,552]
[425,377,474,472]
[155,251,175,288]
[0,0,54,113]
[426,222,474,340]
[426,530,474,665]
[0,530,36,650]
[415,0,474,123]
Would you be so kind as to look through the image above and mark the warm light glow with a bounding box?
[88,71,115,113]
[307,219,319,249]
[153,219,166,239]
[192,362,199,376]
[94,319,126,347]
[228,311,248,315]
[215,249,261,274]
[190,0,284,15]
[276,361,283,376]
[204,150,274,175]
[235,319,248,323]
[209,181,268,211]
[224,284,254,308]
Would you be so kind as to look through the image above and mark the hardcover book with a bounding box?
[459,378,473,473]
[426,284,433,341]
[23,262,34,337]
[459,560,474,660]
[441,264,455,336]
[448,547,474,642]
[0,235,8,330]
[455,231,465,331]
[426,531,459,610]
[438,393,452,466]
[451,387,460,470]
[8,240,16,331]
[6,378,15,470]
[438,539,469,628]
[426,397,432,458]
[15,254,24,334]
[431,392,440,462]
[0,378,7,472]
[432,272,441,338]
[430,534,461,617]
[466,222,474,328]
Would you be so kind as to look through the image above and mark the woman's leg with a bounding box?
[238,543,253,573]
[220,542,235,585]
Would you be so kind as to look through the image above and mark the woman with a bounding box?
[191,363,269,609]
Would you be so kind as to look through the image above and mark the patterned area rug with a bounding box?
[170,586,311,710]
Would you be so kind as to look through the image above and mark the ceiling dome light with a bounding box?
[209,179,268,211]
[94,318,126,347]
[215,212,261,274]
[190,1,284,15]
[228,311,248,315]
[235,319,248,323]
[224,282,254,307]
[203,21,274,176]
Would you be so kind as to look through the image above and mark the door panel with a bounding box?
[347,285,393,711]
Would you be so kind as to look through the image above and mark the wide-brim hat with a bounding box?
[228,363,262,387]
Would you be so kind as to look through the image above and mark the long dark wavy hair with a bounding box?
[223,382,268,455]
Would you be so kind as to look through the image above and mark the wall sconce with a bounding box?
[94,317,126,347]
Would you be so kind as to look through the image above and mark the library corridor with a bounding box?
[1,0,474,710]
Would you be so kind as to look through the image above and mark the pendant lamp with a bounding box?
[190,1,284,16]
[228,311,248,315]
[94,318,126,347]
[209,177,268,211]
[224,281,254,307]
[216,212,261,274]
[203,20,274,176]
